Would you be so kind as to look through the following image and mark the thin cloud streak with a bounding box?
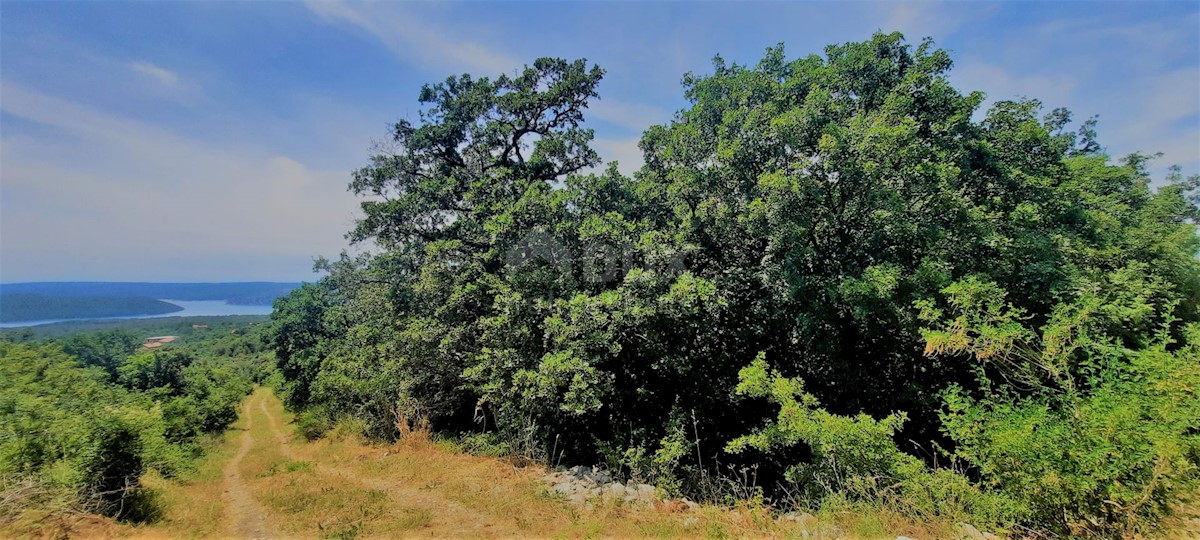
[129,61,180,87]
[305,0,518,75]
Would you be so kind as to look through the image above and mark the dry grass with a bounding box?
[10,388,966,539]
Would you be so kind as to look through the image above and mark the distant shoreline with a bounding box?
[0,299,274,328]
[0,282,296,326]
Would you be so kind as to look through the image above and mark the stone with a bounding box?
[895,537,916,540]
[682,517,699,528]
[553,482,575,495]
[955,522,987,540]
[782,512,816,526]
[568,465,590,478]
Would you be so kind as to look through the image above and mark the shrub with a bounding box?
[295,407,334,441]
[727,353,1018,526]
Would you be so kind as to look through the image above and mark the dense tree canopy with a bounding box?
[271,33,1200,536]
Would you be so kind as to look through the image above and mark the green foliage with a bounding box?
[921,271,1200,535]
[58,330,141,379]
[119,350,194,393]
[727,353,1016,524]
[269,33,1200,536]
[0,315,270,342]
[0,342,176,517]
[294,407,334,442]
[1,323,271,521]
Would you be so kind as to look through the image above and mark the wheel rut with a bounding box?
[254,393,500,534]
[221,399,272,539]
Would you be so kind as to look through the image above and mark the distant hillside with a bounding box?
[0,282,300,305]
[0,294,182,323]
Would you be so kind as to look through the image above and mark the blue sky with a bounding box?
[1,1,1197,282]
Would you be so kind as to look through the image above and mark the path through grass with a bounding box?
[118,388,956,539]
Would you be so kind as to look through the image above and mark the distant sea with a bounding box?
[0,299,273,328]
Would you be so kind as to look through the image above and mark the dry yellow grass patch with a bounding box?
[17,388,965,539]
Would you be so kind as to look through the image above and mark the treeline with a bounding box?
[0,314,269,341]
[0,294,182,323]
[0,327,275,523]
[269,34,1200,536]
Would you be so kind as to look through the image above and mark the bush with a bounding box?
[294,407,334,441]
[727,353,1018,526]
[0,332,262,523]
[921,273,1200,535]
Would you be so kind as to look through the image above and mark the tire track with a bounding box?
[254,391,501,534]
[222,398,272,539]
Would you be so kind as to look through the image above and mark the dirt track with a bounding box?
[222,399,271,538]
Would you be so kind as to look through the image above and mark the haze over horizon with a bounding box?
[2,1,1197,283]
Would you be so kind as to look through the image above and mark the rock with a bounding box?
[681,498,699,511]
[896,537,915,540]
[593,470,612,483]
[782,512,816,526]
[553,482,575,495]
[682,517,699,527]
[634,483,656,500]
[568,465,590,478]
[955,522,987,540]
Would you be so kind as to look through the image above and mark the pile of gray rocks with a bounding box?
[543,467,1000,539]
[542,465,695,509]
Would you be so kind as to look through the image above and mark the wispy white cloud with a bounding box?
[129,61,180,87]
[951,59,1080,110]
[950,12,1199,174]
[591,136,643,175]
[1106,67,1200,169]
[305,0,517,74]
[587,99,669,134]
[0,82,360,281]
[879,1,984,41]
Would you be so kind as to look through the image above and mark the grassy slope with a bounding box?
[38,388,953,539]
[9,387,1198,538]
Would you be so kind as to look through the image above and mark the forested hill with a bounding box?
[0,282,299,323]
[0,282,300,305]
[0,294,183,323]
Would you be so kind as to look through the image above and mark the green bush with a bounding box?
[294,407,334,441]
[922,275,1200,535]
[727,353,1019,526]
[1,330,263,521]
